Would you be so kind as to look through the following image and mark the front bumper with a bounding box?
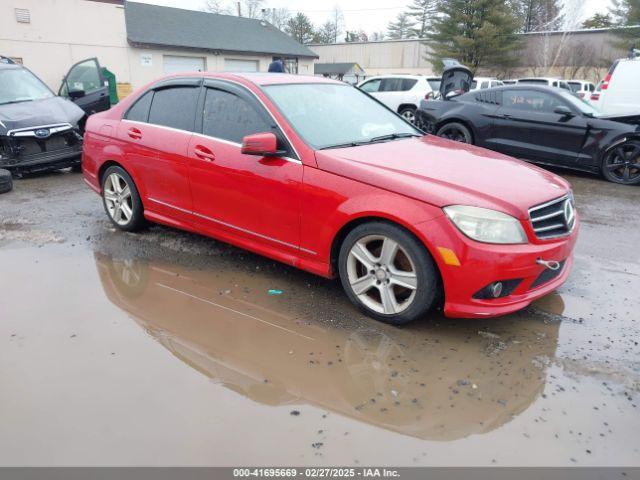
[415,213,579,319]
[0,130,83,174]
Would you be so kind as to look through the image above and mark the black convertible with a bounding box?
[416,64,640,185]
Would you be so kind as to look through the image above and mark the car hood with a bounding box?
[315,136,570,219]
[0,96,84,135]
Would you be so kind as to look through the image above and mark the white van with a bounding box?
[591,55,640,115]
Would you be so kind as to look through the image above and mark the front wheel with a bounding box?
[101,165,145,231]
[338,222,438,325]
[601,141,640,185]
[436,122,473,144]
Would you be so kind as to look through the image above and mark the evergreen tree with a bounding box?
[406,0,437,37]
[610,0,640,49]
[582,13,613,29]
[426,0,522,73]
[285,12,316,44]
[387,13,416,39]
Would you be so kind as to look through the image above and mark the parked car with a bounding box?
[568,80,596,100]
[357,75,433,123]
[590,53,640,116]
[0,56,110,175]
[471,77,505,90]
[518,77,572,91]
[426,76,442,92]
[416,64,640,185]
[83,72,578,325]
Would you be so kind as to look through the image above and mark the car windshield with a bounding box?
[0,68,54,105]
[557,90,601,116]
[264,83,421,150]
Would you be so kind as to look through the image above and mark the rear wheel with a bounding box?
[399,106,417,124]
[602,140,640,185]
[436,122,473,144]
[101,166,145,231]
[338,222,438,325]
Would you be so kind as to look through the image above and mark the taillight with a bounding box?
[578,92,585,98]
[591,93,600,101]
[601,77,610,90]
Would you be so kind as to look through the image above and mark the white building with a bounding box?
[1,0,318,92]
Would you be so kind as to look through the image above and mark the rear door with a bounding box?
[491,89,588,165]
[187,80,303,251]
[118,79,200,222]
[59,58,110,114]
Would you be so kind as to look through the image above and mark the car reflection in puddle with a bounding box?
[94,252,560,441]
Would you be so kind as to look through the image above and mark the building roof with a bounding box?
[124,1,318,58]
[314,62,365,75]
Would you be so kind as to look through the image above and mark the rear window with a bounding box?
[568,82,581,92]
[427,79,441,90]
[148,86,199,132]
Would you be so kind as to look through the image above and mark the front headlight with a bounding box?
[443,205,528,244]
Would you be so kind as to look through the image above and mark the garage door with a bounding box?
[224,59,259,72]
[163,55,205,74]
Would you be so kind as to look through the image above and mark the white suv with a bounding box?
[470,77,505,90]
[590,55,640,115]
[568,80,596,100]
[517,77,572,91]
[357,75,433,124]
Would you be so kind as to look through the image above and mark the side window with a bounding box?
[148,86,199,131]
[202,88,272,144]
[552,81,558,87]
[401,78,418,91]
[503,90,564,113]
[379,78,404,92]
[125,91,154,123]
[360,79,381,93]
[481,81,489,89]
[65,59,102,94]
[589,84,595,92]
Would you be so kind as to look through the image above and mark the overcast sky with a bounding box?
[132,0,612,37]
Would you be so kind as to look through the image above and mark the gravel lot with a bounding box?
[0,169,638,466]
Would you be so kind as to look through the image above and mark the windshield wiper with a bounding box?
[319,141,366,150]
[368,132,422,143]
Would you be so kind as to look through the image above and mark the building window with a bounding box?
[283,58,298,74]
[15,8,30,23]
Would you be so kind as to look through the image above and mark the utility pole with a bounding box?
[237,1,242,17]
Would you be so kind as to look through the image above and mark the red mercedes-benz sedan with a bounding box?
[82,73,578,325]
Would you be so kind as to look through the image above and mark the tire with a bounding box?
[436,122,473,144]
[601,140,640,185]
[0,169,13,194]
[398,106,417,124]
[338,221,438,325]
[101,165,145,232]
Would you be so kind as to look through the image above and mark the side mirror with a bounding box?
[554,105,574,117]
[68,88,86,100]
[241,132,286,157]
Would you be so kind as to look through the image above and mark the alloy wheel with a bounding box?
[104,172,133,226]
[438,125,470,143]
[604,142,640,183]
[401,110,416,124]
[346,235,418,315]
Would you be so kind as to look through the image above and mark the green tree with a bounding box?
[426,0,522,74]
[582,13,613,29]
[609,0,640,49]
[407,0,437,37]
[387,13,416,39]
[285,12,316,44]
[510,0,563,32]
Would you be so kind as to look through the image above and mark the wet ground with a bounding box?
[0,169,638,466]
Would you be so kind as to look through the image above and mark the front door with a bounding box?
[489,89,588,165]
[187,80,302,252]
[59,58,110,115]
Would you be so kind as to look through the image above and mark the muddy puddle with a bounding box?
[0,172,639,466]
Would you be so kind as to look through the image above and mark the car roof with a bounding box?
[361,74,424,80]
[159,71,344,87]
[518,77,562,82]
[466,84,569,94]
[0,63,22,71]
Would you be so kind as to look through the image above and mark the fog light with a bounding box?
[473,279,522,300]
[490,282,503,298]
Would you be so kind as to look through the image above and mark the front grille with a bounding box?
[531,260,566,288]
[6,130,81,163]
[529,195,575,240]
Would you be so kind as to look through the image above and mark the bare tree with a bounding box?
[262,7,290,31]
[240,0,265,18]
[202,0,231,14]
[328,6,344,43]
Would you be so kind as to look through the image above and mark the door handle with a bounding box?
[194,145,215,161]
[127,127,142,140]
